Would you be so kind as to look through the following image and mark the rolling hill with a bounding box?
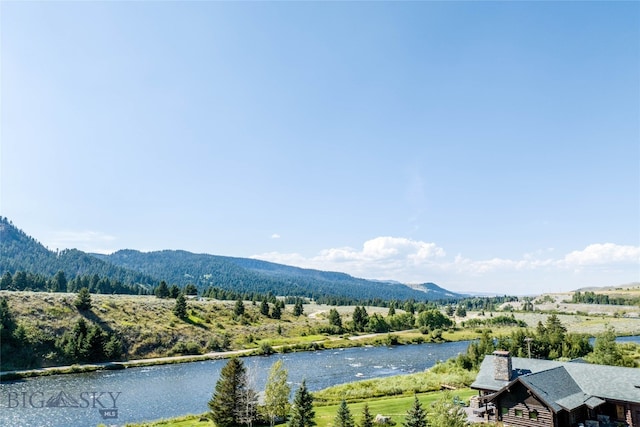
[0,217,464,301]
[0,218,157,287]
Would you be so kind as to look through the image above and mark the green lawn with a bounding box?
[315,389,476,427]
[122,389,477,427]
[122,414,213,427]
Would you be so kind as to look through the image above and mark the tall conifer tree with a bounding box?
[334,400,354,427]
[403,395,427,427]
[173,293,187,319]
[359,403,374,427]
[209,358,249,427]
[288,380,315,427]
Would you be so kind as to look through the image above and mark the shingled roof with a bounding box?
[519,366,583,412]
[471,355,640,406]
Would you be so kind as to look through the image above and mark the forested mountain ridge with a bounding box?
[0,218,157,287]
[1,217,464,301]
[96,249,464,301]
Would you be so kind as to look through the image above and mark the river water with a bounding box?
[0,341,471,427]
[2,336,639,427]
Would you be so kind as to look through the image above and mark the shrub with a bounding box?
[170,341,202,355]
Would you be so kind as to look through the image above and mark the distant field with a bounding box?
[509,284,640,317]
[511,312,640,335]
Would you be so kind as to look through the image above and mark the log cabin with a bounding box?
[470,351,640,427]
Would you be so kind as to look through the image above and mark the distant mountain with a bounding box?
[96,249,464,301]
[0,217,156,286]
[461,291,503,297]
[0,217,464,302]
[406,282,462,298]
[573,282,640,292]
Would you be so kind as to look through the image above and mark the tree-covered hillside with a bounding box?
[0,217,156,287]
[1,217,462,302]
[98,249,461,301]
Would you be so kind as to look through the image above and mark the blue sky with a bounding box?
[1,1,638,295]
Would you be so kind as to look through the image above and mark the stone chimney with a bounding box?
[493,350,512,381]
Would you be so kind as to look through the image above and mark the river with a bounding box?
[2,336,639,427]
[0,341,471,427]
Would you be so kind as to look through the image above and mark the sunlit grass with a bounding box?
[313,362,476,404]
[314,389,477,427]
[121,414,212,427]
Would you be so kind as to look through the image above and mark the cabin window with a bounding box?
[515,409,523,417]
[529,410,538,420]
[501,407,509,416]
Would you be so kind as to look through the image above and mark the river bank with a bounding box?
[3,319,639,382]
[0,330,455,381]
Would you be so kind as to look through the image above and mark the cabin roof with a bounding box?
[472,355,640,405]
[556,393,605,411]
[519,366,582,412]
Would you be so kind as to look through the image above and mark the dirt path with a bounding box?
[0,348,258,380]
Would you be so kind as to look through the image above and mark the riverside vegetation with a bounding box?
[2,283,639,373]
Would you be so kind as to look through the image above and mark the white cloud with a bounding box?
[252,238,640,294]
[271,233,281,239]
[45,230,117,254]
[253,237,446,282]
[318,237,445,262]
[562,243,640,266]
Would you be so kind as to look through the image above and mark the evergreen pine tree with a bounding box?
[293,300,304,317]
[288,380,315,427]
[74,287,92,311]
[0,272,12,290]
[51,270,68,292]
[155,281,169,298]
[84,324,106,362]
[359,403,374,427]
[352,306,369,332]
[169,284,181,298]
[104,334,123,360]
[209,358,248,427]
[260,299,270,316]
[403,395,427,427]
[271,303,282,320]
[334,400,354,427]
[328,308,342,329]
[387,304,396,316]
[184,283,198,295]
[173,293,188,319]
[234,298,245,316]
[591,325,625,366]
[0,298,16,342]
